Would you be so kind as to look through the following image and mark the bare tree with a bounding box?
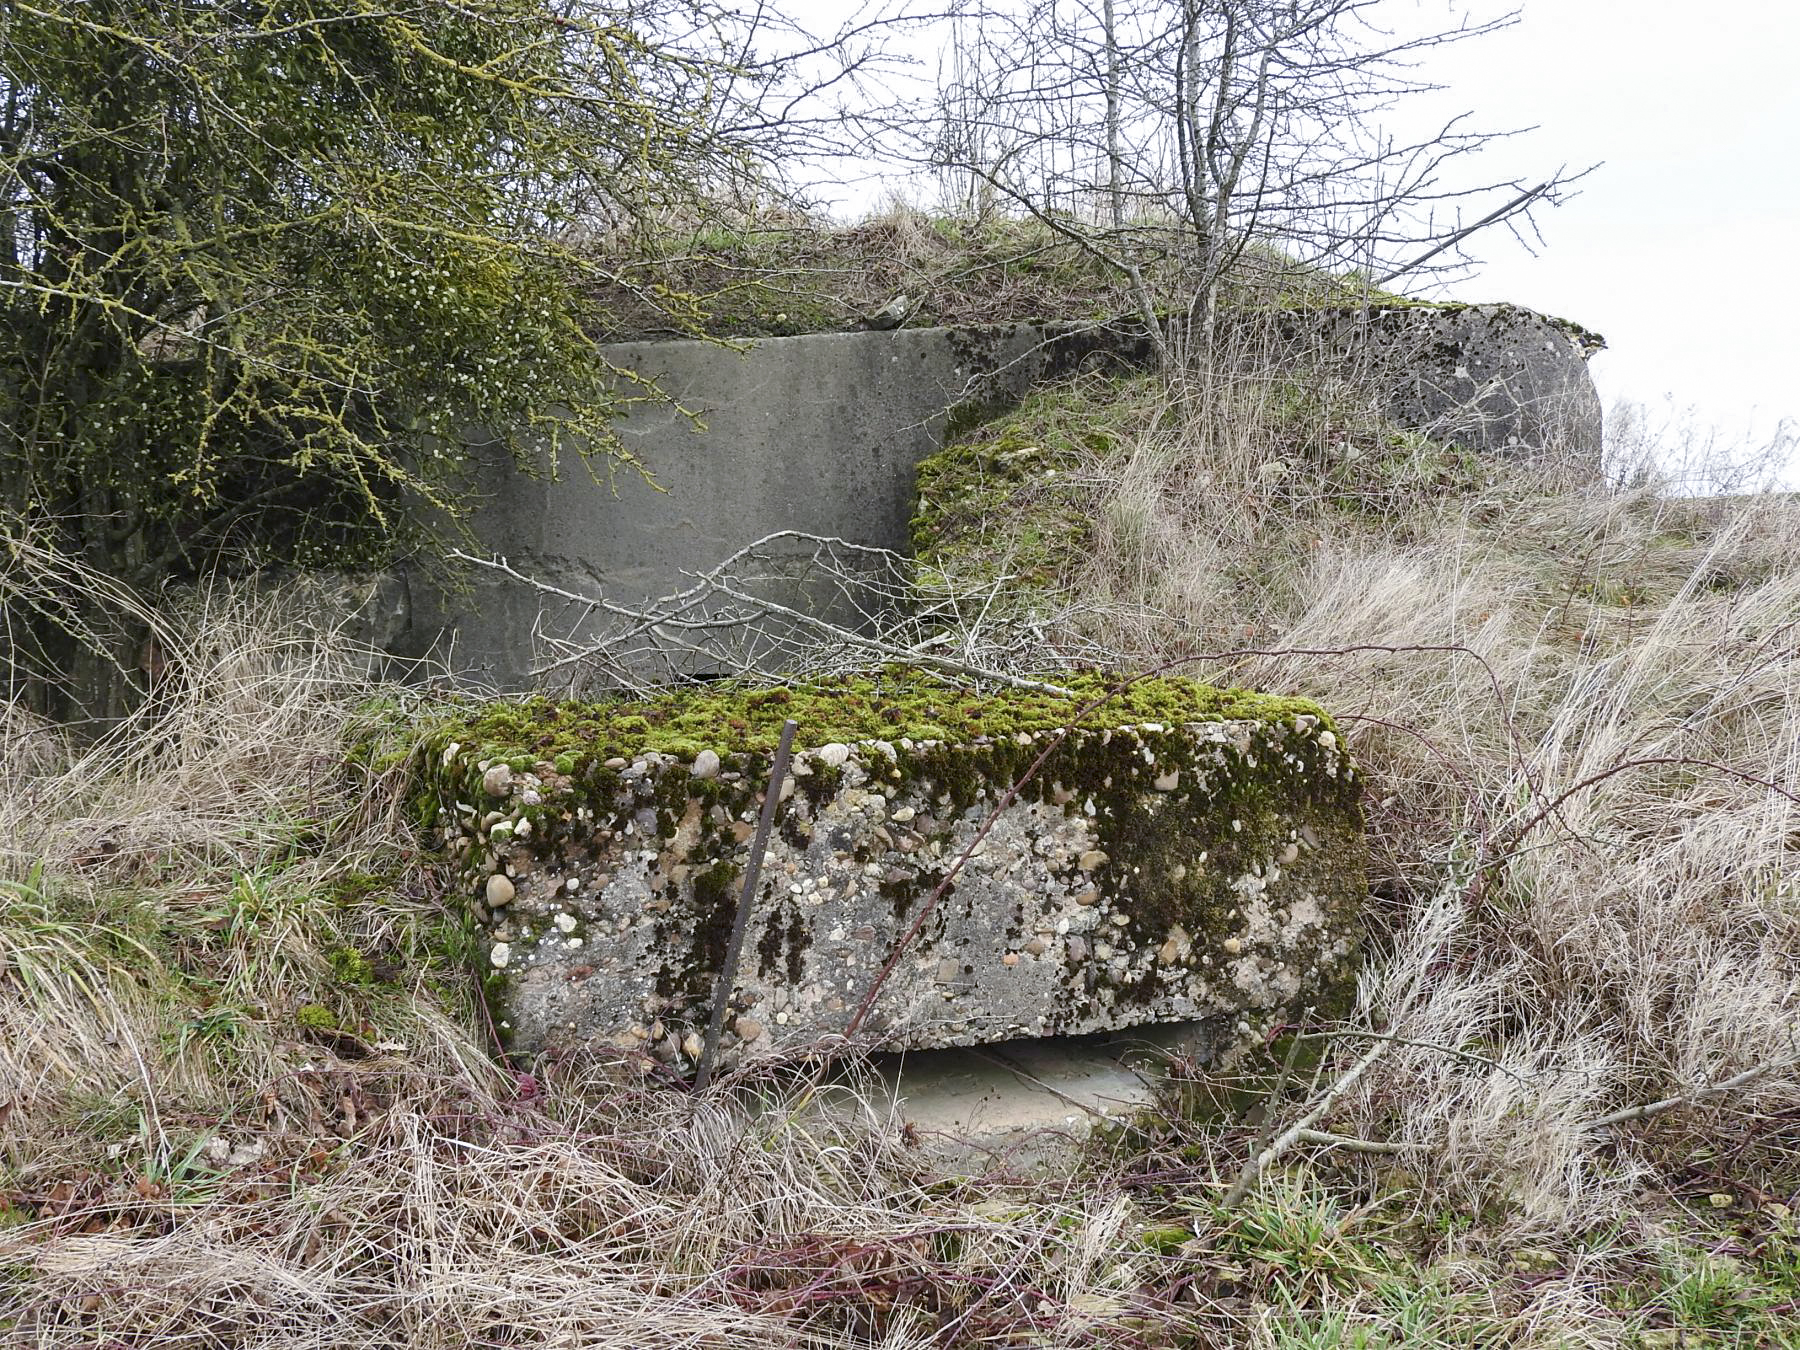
[881,1,1588,364]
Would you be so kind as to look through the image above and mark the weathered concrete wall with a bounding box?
[420,674,1365,1071]
[398,322,1156,687]
[397,308,1598,689]
[1328,303,1604,458]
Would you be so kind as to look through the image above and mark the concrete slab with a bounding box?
[834,1023,1221,1168]
[422,675,1365,1076]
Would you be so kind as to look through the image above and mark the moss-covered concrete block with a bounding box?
[420,671,1366,1070]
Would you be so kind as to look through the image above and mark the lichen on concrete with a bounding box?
[419,670,1367,1073]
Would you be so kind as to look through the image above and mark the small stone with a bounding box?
[1066,936,1088,962]
[1001,953,1020,966]
[1278,842,1299,864]
[604,757,627,769]
[554,912,577,933]
[815,742,851,768]
[1094,942,1114,959]
[731,821,755,843]
[1222,937,1243,956]
[489,942,511,968]
[1078,849,1108,872]
[1508,1246,1562,1272]
[1110,912,1130,927]
[1025,937,1048,956]
[1073,888,1100,907]
[1153,770,1180,792]
[690,749,721,779]
[485,874,516,907]
[734,1017,764,1043]
[482,764,513,798]
[936,958,962,984]
[514,816,532,838]
[1708,1192,1734,1209]
[890,806,916,823]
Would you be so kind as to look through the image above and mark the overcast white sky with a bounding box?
[1384,0,1800,481]
[789,0,1799,482]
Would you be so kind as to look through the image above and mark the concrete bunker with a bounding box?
[391,306,1600,692]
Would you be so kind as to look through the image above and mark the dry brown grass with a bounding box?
[1052,352,1800,1232]
[6,367,1800,1344]
[0,584,1208,1348]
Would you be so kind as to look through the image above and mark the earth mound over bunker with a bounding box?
[422,672,1367,1070]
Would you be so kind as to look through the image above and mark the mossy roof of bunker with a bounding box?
[431,668,1335,766]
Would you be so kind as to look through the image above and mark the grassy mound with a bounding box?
[587,206,1436,340]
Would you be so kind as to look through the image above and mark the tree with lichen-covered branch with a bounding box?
[0,0,763,714]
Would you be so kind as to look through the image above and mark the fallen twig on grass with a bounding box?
[1220,1035,1392,1208]
[1291,1128,1406,1155]
[1584,1052,1800,1132]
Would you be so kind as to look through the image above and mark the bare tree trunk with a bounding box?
[1103,0,1123,232]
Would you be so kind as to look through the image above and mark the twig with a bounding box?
[1373,182,1550,288]
[1585,1054,1800,1132]
[1291,1128,1405,1155]
[450,543,1080,698]
[1231,1015,1310,1174]
[1500,756,1800,856]
[1296,1027,1537,1085]
[1220,1034,1390,1208]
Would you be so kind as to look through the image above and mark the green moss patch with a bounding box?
[423,667,1334,774]
[910,375,1152,594]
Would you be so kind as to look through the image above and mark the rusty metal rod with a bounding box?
[693,717,797,1092]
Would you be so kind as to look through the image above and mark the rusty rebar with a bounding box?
[694,716,798,1092]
